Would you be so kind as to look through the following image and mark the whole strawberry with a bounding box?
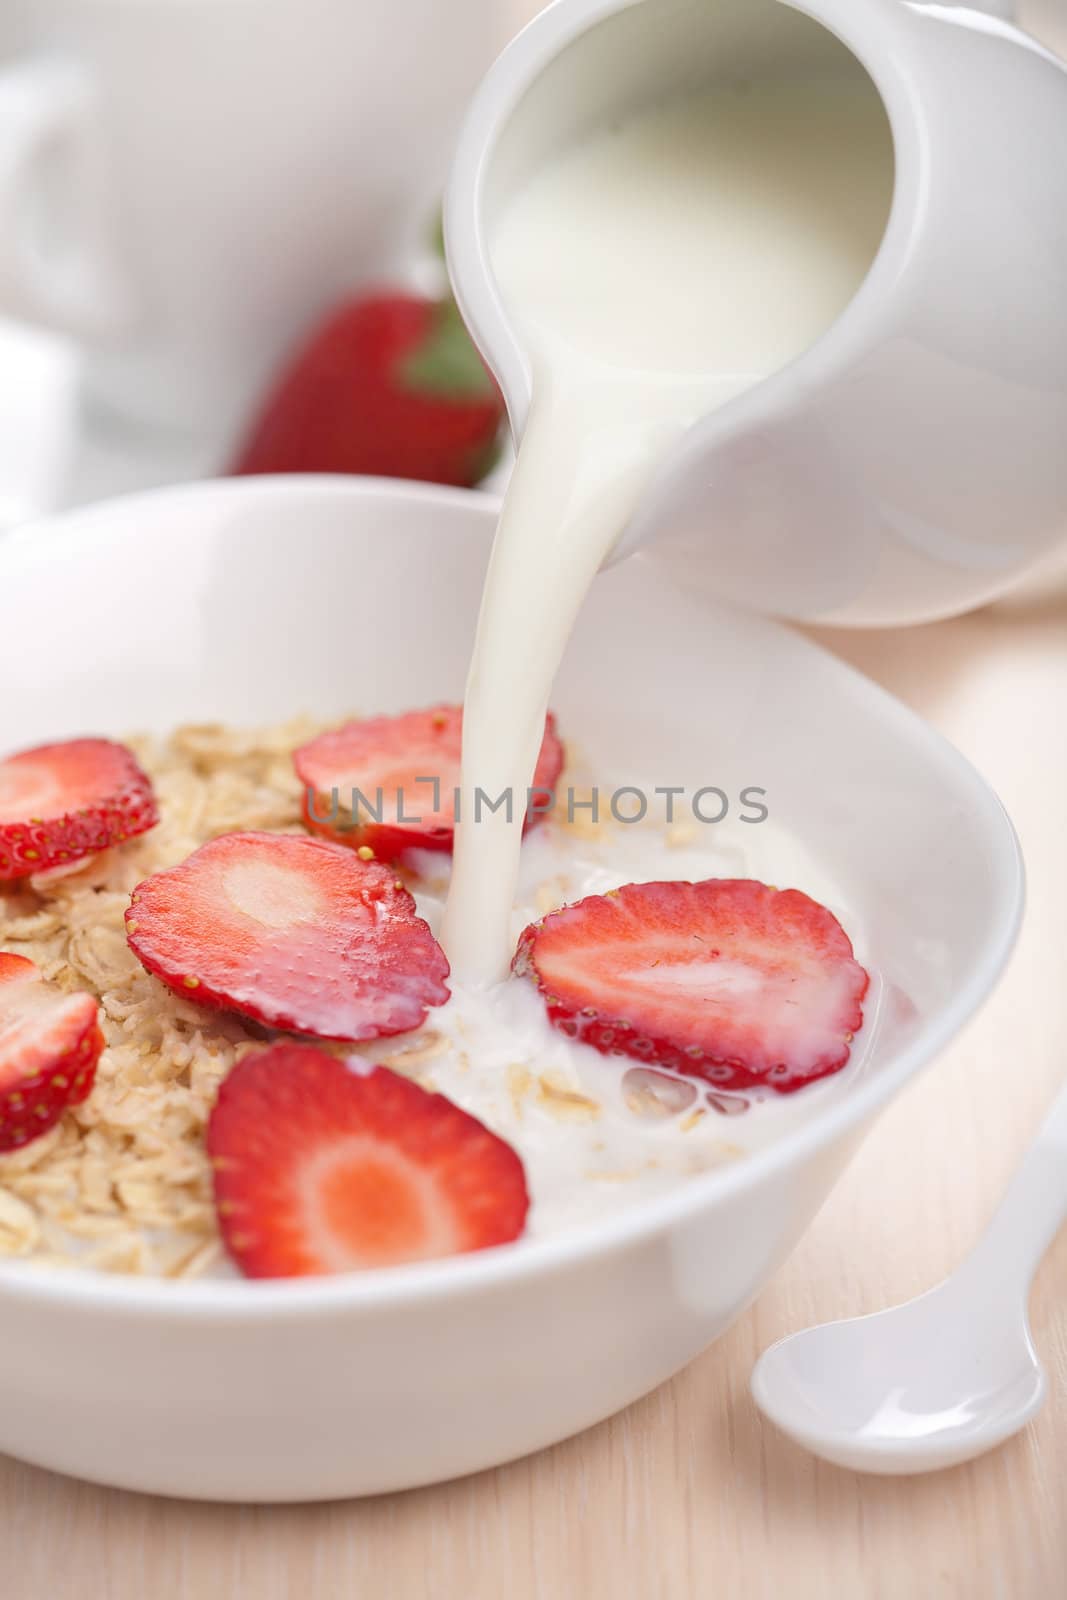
[230,293,505,487]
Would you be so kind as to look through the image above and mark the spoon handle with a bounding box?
[961,1080,1067,1297]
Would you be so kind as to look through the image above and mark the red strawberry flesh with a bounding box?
[230,293,504,487]
[0,738,158,881]
[514,879,869,1094]
[125,831,450,1041]
[0,952,103,1152]
[207,1044,529,1277]
[295,704,563,861]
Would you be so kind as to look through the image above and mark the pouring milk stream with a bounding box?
[441,79,893,982]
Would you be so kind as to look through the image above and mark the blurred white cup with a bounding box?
[0,0,501,441]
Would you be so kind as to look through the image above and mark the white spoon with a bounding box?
[751,1082,1067,1474]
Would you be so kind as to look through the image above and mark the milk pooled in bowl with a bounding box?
[380,801,881,1239]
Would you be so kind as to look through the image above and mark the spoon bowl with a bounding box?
[752,1281,1047,1475]
[752,1081,1067,1474]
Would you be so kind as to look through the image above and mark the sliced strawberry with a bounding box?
[207,1044,529,1277]
[0,953,103,1152]
[294,704,563,861]
[125,831,449,1041]
[514,879,869,1094]
[0,738,158,881]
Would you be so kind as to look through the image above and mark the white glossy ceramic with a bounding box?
[0,479,1022,1502]
[752,1081,1067,1474]
[445,0,1067,626]
[0,0,500,439]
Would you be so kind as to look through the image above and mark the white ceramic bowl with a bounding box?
[0,479,1022,1502]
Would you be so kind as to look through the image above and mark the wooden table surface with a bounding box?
[3,3,1066,1596]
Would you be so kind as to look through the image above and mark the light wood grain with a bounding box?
[3,3,1065,1595]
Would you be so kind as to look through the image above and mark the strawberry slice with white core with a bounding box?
[294,704,563,861]
[514,879,869,1094]
[125,832,450,1041]
[207,1044,529,1278]
[0,738,158,881]
[0,953,103,1152]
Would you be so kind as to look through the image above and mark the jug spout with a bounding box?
[446,0,1067,628]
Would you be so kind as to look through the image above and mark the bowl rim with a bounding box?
[0,475,1026,1318]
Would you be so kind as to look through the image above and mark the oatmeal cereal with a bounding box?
[0,717,329,1276]
[0,712,874,1280]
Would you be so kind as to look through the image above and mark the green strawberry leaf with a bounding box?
[429,208,446,263]
[402,298,497,401]
[468,429,505,484]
